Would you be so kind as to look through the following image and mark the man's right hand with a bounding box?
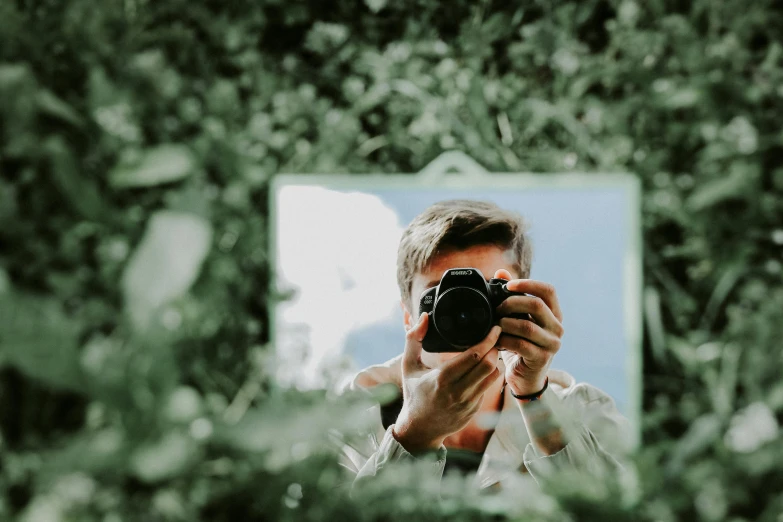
[392,312,503,454]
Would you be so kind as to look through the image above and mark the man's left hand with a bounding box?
[493,269,564,397]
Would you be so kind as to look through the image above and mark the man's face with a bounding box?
[403,244,520,369]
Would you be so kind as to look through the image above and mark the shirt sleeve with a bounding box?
[522,424,624,480]
[352,425,447,489]
[521,384,633,486]
[333,399,447,496]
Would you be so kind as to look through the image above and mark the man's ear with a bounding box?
[401,300,413,331]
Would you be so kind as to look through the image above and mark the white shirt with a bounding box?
[337,356,632,493]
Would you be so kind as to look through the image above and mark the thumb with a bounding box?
[403,312,428,373]
[494,269,513,281]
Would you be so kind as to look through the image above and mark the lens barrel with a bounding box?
[432,287,493,347]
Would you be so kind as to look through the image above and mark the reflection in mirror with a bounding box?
[273,173,642,454]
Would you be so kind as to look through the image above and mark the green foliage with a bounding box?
[1,0,783,520]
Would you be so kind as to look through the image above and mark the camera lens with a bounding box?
[433,287,492,347]
[439,315,453,331]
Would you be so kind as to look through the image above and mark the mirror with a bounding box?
[271,156,641,446]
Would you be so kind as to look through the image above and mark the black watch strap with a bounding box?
[509,376,549,402]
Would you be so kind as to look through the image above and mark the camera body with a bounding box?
[419,267,529,353]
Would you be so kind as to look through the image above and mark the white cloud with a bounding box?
[275,186,404,387]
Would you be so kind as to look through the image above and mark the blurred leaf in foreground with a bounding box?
[121,210,213,330]
[109,145,196,188]
[0,292,84,392]
[216,391,375,472]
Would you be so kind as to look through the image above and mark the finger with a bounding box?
[441,325,502,381]
[497,316,561,351]
[496,295,563,335]
[464,394,485,418]
[494,269,514,281]
[403,312,428,373]
[496,334,555,370]
[457,347,499,390]
[464,378,499,418]
[473,366,502,396]
[503,280,563,323]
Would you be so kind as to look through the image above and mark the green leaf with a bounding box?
[662,87,702,109]
[217,395,374,471]
[130,431,198,483]
[369,382,400,405]
[109,145,196,188]
[0,63,37,134]
[364,0,387,13]
[700,262,745,331]
[666,414,722,474]
[36,89,85,128]
[686,172,746,212]
[304,22,349,55]
[45,137,105,220]
[35,428,126,478]
[0,292,85,392]
[122,211,213,330]
[0,62,33,92]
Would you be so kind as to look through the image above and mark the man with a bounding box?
[340,199,631,491]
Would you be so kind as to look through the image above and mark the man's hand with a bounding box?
[392,312,503,454]
[493,269,565,397]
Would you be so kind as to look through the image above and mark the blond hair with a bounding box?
[396,200,533,307]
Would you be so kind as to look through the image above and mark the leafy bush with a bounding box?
[1,0,782,520]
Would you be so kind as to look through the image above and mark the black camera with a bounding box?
[419,267,529,353]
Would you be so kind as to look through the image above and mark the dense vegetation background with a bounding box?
[1,0,782,520]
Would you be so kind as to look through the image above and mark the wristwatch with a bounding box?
[508,377,549,402]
